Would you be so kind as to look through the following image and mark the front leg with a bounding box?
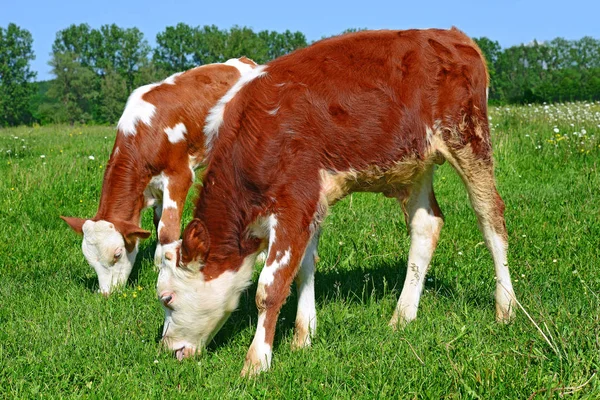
[153,204,163,266]
[155,170,193,265]
[242,212,316,377]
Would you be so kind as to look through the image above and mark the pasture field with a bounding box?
[1,102,599,398]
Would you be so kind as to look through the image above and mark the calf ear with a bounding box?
[60,216,87,235]
[181,218,210,264]
[113,220,152,248]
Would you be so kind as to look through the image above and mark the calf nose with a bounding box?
[160,292,174,308]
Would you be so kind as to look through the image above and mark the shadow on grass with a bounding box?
[120,240,465,354]
[206,257,457,353]
[127,241,156,286]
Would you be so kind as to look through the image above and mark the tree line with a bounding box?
[1,22,598,127]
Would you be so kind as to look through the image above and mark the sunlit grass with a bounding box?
[0,104,599,397]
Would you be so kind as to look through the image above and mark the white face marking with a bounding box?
[117,83,159,136]
[267,106,280,116]
[164,122,187,144]
[157,242,258,355]
[164,71,184,85]
[204,65,268,154]
[81,220,137,294]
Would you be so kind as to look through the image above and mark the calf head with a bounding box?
[61,216,151,294]
[156,219,259,359]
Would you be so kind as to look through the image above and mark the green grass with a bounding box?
[1,102,599,398]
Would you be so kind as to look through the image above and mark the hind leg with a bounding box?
[390,167,444,328]
[292,229,320,349]
[444,146,516,322]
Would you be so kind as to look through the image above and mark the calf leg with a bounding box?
[292,229,320,349]
[242,208,317,376]
[390,167,444,328]
[444,145,516,322]
[156,170,193,265]
[153,204,163,266]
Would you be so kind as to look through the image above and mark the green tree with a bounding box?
[473,37,502,101]
[0,23,36,126]
[91,24,150,92]
[153,23,197,75]
[52,24,95,66]
[193,25,228,65]
[45,23,153,124]
[48,51,96,124]
[98,66,128,123]
[258,30,307,61]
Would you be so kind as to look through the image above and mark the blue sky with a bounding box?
[3,0,599,81]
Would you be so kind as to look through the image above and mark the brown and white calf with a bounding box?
[156,28,517,375]
[61,58,257,295]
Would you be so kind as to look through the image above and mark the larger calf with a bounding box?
[156,28,517,376]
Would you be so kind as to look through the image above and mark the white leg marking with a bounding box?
[258,248,291,287]
[164,122,187,144]
[244,312,272,374]
[293,234,318,348]
[485,228,515,321]
[160,173,178,210]
[391,175,442,327]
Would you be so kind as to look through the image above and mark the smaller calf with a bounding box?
[62,58,257,294]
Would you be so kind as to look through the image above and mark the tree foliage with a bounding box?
[0,23,36,126]
[475,36,600,104]
[1,22,599,127]
[152,24,308,72]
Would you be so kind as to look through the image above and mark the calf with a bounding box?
[61,58,257,294]
[156,28,517,375]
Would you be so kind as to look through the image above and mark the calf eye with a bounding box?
[114,249,123,261]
